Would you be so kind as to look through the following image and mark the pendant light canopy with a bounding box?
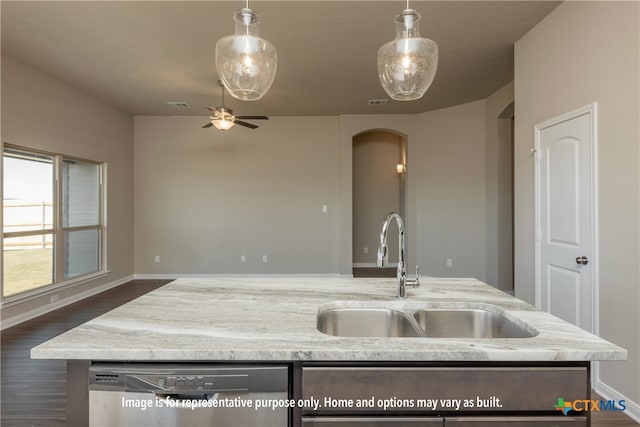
[215,7,277,101]
[377,8,438,101]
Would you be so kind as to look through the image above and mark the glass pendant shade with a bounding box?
[215,8,277,101]
[377,9,438,101]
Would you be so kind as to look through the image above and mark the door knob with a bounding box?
[576,256,589,265]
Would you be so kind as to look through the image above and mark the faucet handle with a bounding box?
[407,265,420,288]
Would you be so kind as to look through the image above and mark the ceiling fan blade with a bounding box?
[234,120,259,129]
[202,122,214,128]
[236,115,269,120]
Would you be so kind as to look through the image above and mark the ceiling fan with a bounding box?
[202,81,269,130]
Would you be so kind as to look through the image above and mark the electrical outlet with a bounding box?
[241,255,246,263]
[50,294,59,303]
[154,255,160,263]
[322,205,328,213]
[262,255,268,263]
[363,247,369,254]
[446,258,453,267]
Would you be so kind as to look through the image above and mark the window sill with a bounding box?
[1,270,111,308]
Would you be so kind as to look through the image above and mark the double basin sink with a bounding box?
[317,303,538,339]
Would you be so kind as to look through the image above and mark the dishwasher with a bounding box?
[89,363,289,427]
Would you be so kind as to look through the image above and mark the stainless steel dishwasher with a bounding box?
[89,363,289,427]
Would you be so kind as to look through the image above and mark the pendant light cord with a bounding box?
[245,0,250,36]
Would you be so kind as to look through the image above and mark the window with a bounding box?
[2,146,105,298]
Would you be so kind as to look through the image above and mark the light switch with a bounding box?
[322,205,328,213]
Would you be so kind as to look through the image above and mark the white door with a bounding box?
[535,104,597,333]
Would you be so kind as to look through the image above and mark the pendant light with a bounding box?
[377,4,438,101]
[215,3,277,101]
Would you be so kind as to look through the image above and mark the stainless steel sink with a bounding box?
[316,308,421,337]
[413,309,537,338]
[317,305,538,339]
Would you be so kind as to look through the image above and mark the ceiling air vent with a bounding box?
[167,101,191,109]
[368,99,388,107]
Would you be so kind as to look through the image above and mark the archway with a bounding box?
[352,130,407,277]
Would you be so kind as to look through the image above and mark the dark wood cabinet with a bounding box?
[302,417,443,426]
[444,417,587,426]
[296,362,590,426]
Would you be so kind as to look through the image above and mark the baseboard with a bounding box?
[352,263,398,268]
[133,274,181,280]
[133,273,344,280]
[595,378,640,423]
[1,274,134,330]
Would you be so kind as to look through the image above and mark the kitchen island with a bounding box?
[31,277,627,426]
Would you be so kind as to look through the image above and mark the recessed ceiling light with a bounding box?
[167,101,191,109]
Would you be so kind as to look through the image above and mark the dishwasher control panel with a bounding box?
[89,363,288,393]
[127,373,249,393]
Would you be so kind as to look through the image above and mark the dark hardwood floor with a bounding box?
[1,278,638,426]
[1,279,170,427]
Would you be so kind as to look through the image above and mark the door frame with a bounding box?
[533,102,599,335]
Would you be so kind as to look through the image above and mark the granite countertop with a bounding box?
[31,277,627,362]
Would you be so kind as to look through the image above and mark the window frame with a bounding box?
[2,144,107,301]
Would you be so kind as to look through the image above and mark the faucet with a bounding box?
[376,212,420,299]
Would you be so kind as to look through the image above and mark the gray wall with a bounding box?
[134,98,512,283]
[514,0,639,410]
[415,100,488,280]
[485,83,514,292]
[133,115,340,274]
[1,55,134,324]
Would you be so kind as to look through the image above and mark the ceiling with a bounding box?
[1,1,560,117]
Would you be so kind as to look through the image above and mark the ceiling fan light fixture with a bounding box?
[210,105,236,130]
[202,81,268,130]
[377,8,438,101]
[215,7,277,101]
[212,119,235,131]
